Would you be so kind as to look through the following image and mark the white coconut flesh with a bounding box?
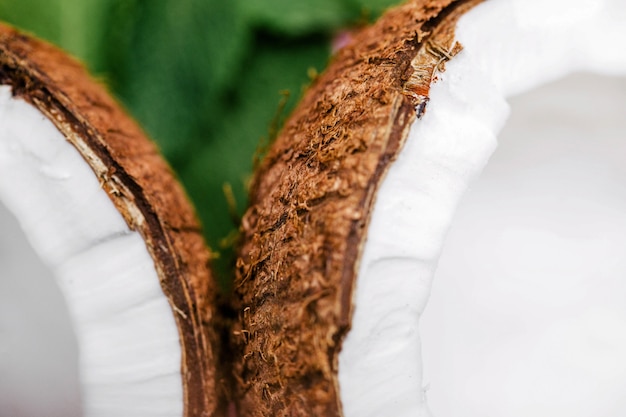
[338,1,626,416]
[0,86,183,416]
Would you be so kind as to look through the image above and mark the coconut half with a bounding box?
[0,25,221,416]
[233,0,626,415]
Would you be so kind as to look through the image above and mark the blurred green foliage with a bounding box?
[0,0,401,288]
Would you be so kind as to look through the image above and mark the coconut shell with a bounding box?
[0,24,222,417]
[233,0,483,415]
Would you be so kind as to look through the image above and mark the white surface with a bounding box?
[338,1,626,416]
[422,73,626,417]
[0,87,182,416]
[0,201,82,417]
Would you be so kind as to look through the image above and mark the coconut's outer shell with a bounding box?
[0,24,222,416]
[233,0,482,415]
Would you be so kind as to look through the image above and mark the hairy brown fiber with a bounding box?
[0,24,222,417]
[233,0,483,415]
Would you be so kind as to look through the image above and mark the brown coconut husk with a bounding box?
[233,0,483,415]
[0,24,223,417]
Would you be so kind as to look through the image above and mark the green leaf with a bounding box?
[99,0,251,167]
[0,0,111,70]
[241,0,354,35]
[240,0,404,35]
[347,0,404,20]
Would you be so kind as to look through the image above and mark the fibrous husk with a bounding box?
[233,0,482,415]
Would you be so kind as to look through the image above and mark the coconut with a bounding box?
[233,0,626,416]
[0,24,222,416]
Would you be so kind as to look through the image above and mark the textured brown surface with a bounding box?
[233,0,482,415]
[0,25,222,417]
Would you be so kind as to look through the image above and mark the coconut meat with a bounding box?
[0,86,183,416]
[338,1,626,416]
